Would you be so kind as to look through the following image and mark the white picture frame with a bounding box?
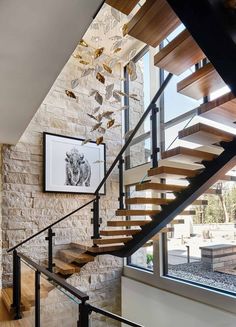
[43,133,106,194]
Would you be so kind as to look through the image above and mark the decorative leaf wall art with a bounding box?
[96,72,105,84]
[81,138,92,145]
[107,119,115,129]
[102,111,114,119]
[79,39,88,47]
[113,91,121,102]
[71,79,79,89]
[95,92,103,105]
[94,47,104,59]
[65,90,76,99]
[67,5,141,145]
[91,122,102,132]
[81,68,94,77]
[79,60,90,65]
[105,84,114,100]
[103,64,112,74]
[96,136,104,145]
[93,106,100,114]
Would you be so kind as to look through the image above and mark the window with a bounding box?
[165,174,236,295]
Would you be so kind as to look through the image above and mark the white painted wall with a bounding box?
[122,277,236,327]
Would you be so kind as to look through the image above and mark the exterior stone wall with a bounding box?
[1,44,123,322]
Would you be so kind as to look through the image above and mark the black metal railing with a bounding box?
[14,253,143,327]
[92,72,173,238]
[7,72,172,321]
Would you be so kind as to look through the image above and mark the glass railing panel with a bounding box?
[20,259,79,327]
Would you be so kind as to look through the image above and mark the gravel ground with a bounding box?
[169,262,236,293]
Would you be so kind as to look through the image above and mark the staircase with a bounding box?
[3,0,236,321]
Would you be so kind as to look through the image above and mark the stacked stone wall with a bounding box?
[1,50,123,324]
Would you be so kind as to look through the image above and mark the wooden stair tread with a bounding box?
[154,29,205,75]
[1,318,31,327]
[53,258,80,275]
[148,165,199,179]
[125,197,208,207]
[178,123,235,146]
[116,209,160,216]
[58,249,94,264]
[93,237,132,245]
[125,197,174,205]
[105,0,140,15]
[198,91,236,128]
[161,146,218,165]
[100,229,140,236]
[1,288,30,314]
[127,0,181,47]
[179,210,196,215]
[71,241,124,253]
[136,182,186,192]
[177,63,225,100]
[107,220,150,227]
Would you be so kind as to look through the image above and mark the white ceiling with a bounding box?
[0,0,104,144]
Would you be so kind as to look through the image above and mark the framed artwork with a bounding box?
[43,133,106,194]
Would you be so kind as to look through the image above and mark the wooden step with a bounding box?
[177,63,225,100]
[107,220,150,227]
[93,237,132,245]
[193,199,208,205]
[100,226,174,238]
[116,209,160,216]
[53,258,80,275]
[71,241,124,253]
[100,229,140,236]
[125,197,208,207]
[1,318,32,327]
[179,210,196,216]
[178,123,234,146]
[148,166,200,179]
[154,29,205,75]
[136,182,186,193]
[125,197,174,205]
[106,0,139,15]
[198,92,236,128]
[1,288,24,314]
[58,249,94,264]
[127,0,180,47]
[161,146,217,165]
[1,288,13,314]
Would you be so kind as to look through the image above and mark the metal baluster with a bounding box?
[12,250,22,320]
[35,270,41,327]
[91,194,101,240]
[78,302,90,327]
[151,104,159,168]
[45,228,55,272]
[118,157,125,209]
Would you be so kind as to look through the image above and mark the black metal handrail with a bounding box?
[88,304,144,327]
[7,72,173,250]
[7,197,96,253]
[14,253,143,326]
[95,72,173,194]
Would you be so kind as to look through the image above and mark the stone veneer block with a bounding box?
[200,244,236,271]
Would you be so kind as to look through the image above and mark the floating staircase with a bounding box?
[4,0,236,321]
[154,29,206,75]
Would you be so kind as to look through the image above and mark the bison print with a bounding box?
[65,148,91,187]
